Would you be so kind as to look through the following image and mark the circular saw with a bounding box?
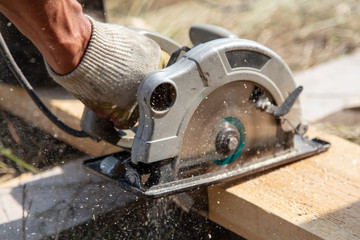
[82,25,330,197]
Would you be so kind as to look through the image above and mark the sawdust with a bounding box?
[56,196,241,239]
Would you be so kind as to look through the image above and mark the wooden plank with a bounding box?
[0,83,120,156]
[208,128,360,240]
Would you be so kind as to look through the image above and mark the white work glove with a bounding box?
[46,16,169,129]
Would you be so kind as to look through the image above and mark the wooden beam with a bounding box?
[208,129,360,239]
[0,84,120,156]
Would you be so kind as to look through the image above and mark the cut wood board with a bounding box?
[0,84,120,156]
[208,128,360,240]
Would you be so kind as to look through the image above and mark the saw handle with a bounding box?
[189,24,238,45]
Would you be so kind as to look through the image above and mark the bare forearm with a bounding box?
[0,0,91,74]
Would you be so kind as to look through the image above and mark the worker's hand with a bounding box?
[47,17,170,129]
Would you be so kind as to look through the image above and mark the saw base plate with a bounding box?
[83,135,330,197]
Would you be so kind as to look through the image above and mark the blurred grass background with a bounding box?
[105,0,360,72]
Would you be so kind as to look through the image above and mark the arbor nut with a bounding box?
[227,135,239,152]
[215,128,240,156]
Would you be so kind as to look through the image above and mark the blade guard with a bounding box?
[132,38,302,164]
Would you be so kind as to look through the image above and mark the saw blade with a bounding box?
[175,81,293,179]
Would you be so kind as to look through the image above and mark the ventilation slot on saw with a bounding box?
[226,50,270,70]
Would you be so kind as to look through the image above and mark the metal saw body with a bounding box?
[83,26,330,197]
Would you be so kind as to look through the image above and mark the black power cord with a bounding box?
[166,46,191,67]
[0,31,90,138]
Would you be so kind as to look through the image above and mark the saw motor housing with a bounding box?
[133,38,303,164]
